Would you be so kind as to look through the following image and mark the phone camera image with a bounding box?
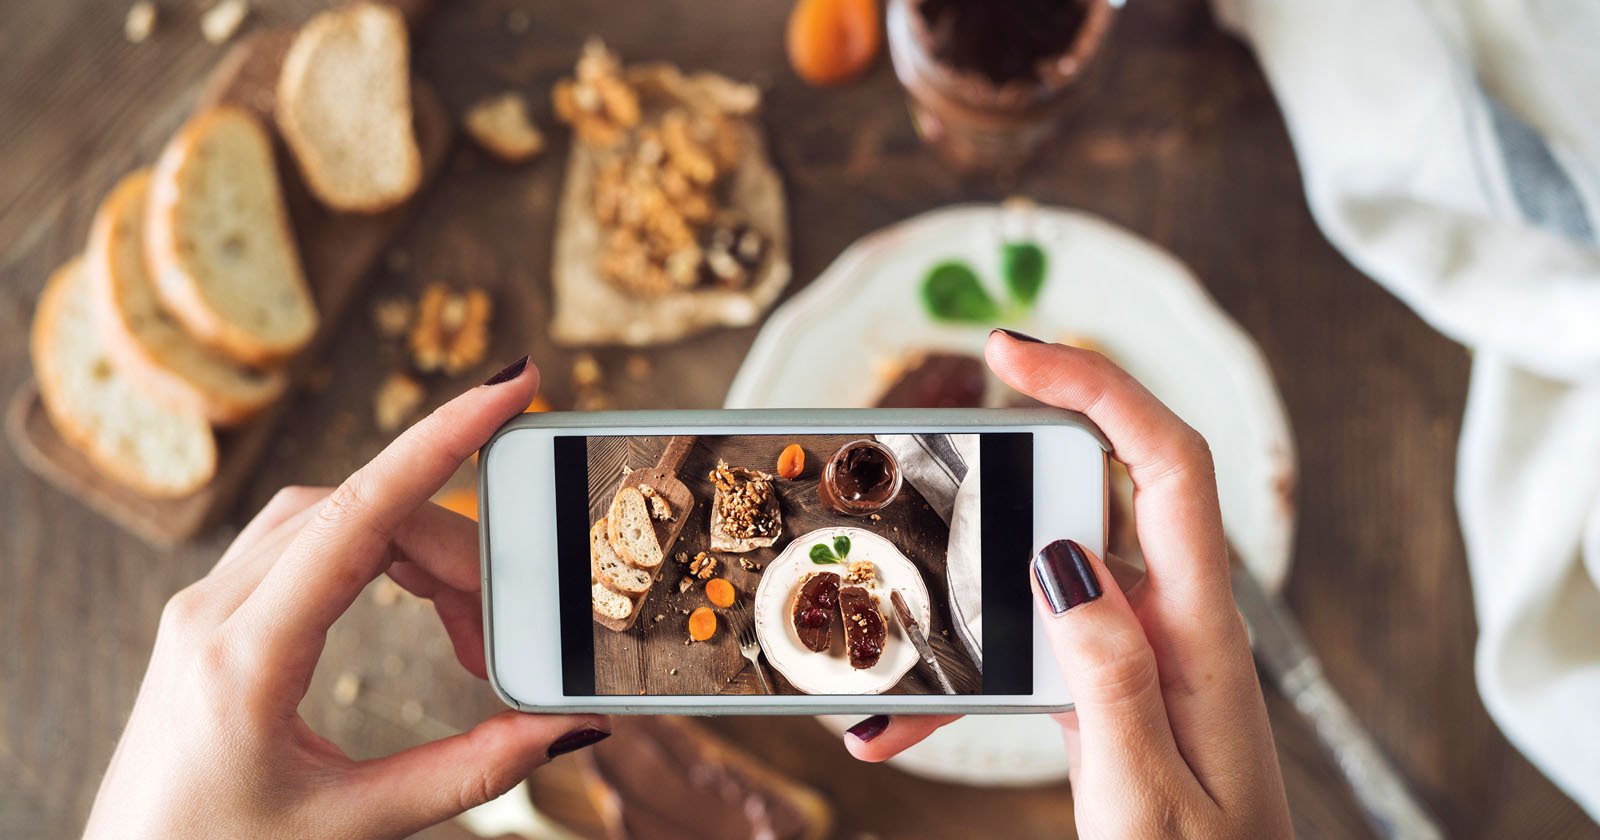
[553,432,1035,697]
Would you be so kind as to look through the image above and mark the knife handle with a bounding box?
[1281,659,1443,840]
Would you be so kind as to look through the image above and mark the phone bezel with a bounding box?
[479,408,1109,715]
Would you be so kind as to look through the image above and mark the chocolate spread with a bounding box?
[875,352,986,407]
[791,572,840,653]
[838,586,887,670]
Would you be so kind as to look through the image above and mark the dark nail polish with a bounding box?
[547,727,610,758]
[1033,539,1103,614]
[846,714,890,742]
[482,355,529,386]
[991,328,1045,344]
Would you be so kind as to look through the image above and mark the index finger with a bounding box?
[985,333,1231,621]
[228,358,537,669]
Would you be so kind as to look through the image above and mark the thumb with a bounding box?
[341,711,609,837]
[1032,539,1181,775]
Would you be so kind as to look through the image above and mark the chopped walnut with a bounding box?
[709,460,777,540]
[552,40,640,147]
[843,560,876,587]
[688,552,718,580]
[677,576,694,594]
[375,372,425,432]
[737,557,758,571]
[674,551,690,565]
[200,0,248,44]
[408,284,493,376]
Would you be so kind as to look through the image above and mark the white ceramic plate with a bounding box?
[753,527,932,695]
[727,204,1296,786]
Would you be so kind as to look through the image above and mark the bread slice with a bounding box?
[276,2,421,213]
[592,582,635,626]
[607,486,664,571]
[31,258,217,497]
[87,169,288,426]
[591,518,653,596]
[464,92,545,163]
[146,106,318,366]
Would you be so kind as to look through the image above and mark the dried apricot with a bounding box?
[705,578,737,609]
[688,606,718,641]
[786,0,881,87]
[525,395,551,413]
[776,443,805,479]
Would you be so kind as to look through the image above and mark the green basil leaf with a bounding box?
[922,261,999,323]
[810,544,839,564]
[1002,242,1047,305]
[833,535,851,559]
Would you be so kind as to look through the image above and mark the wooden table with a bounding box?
[586,434,981,697]
[2,1,1597,838]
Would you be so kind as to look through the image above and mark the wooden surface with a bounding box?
[2,1,1598,838]
[587,434,980,696]
[4,27,453,545]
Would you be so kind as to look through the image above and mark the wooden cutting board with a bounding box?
[5,23,453,547]
[599,435,699,633]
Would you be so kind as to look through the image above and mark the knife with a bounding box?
[1230,563,1444,840]
[890,589,957,695]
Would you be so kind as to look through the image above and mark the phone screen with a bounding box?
[552,432,1034,697]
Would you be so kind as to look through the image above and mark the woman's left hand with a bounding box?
[84,357,608,839]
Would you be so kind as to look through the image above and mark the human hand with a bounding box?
[842,331,1292,838]
[84,357,609,839]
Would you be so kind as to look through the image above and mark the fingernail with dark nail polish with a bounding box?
[1034,539,1103,614]
[991,328,1045,344]
[547,727,610,758]
[482,355,529,386]
[846,714,890,742]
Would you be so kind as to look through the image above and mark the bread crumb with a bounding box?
[465,93,546,163]
[678,576,694,594]
[200,0,249,44]
[375,372,425,432]
[869,513,882,522]
[372,297,414,340]
[669,667,678,675]
[332,671,361,706]
[124,1,157,43]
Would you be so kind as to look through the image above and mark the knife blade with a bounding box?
[889,589,957,695]
[1230,562,1443,840]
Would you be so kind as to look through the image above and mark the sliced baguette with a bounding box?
[276,2,421,213]
[146,105,318,366]
[87,169,288,426]
[31,258,217,497]
[592,582,636,626]
[607,486,664,571]
[591,518,653,596]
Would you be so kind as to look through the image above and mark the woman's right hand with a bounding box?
[843,330,1293,838]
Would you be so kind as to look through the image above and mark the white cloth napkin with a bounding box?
[876,433,985,670]
[1213,0,1600,821]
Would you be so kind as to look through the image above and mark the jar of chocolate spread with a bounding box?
[887,0,1119,172]
[819,439,903,516]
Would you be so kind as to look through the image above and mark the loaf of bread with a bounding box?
[31,258,217,497]
[607,486,664,571]
[591,518,653,596]
[87,169,288,426]
[146,106,318,366]
[276,2,421,213]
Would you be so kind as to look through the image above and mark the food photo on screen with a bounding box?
[568,432,1027,696]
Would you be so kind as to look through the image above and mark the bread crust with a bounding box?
[145,106,316,367]
[275,2,421,213]
[87,169,289,425]
[31,258,216,497]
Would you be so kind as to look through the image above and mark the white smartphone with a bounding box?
[479,408,1107,715]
